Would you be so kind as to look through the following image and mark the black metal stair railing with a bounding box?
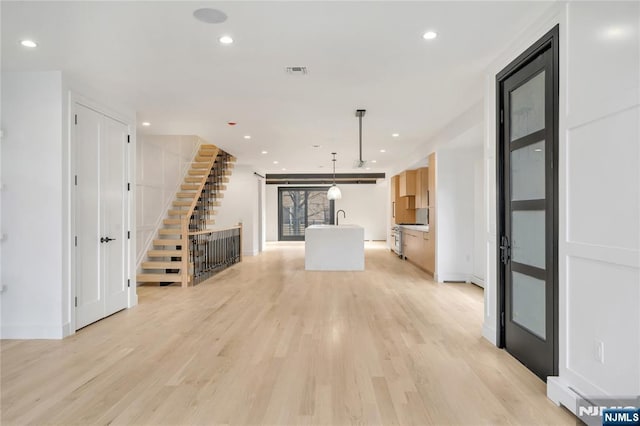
[189,150,230,231]
[185,149,240,285]
[189,226,241,285]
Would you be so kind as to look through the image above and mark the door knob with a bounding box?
[100,237,116,243]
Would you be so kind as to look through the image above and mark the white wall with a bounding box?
[333,182,388,241]
[135,135,199,267]
[1,71,137,339]
[472,156,486,287]
[435,143,483,283]
[482,1,639,411]
[265,182,388,241]
[1,72,65,338]
[214,164,260,256]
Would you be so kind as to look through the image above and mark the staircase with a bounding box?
[136,144,236,287]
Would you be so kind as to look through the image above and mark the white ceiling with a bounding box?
[1,1,555,173]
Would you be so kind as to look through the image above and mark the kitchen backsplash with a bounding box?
[416,208,428,225]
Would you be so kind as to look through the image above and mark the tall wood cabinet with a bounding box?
[415,167,429,209]
[425,152,436,274]
[391,175,415,224]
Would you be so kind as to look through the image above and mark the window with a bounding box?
[278,187,335,241]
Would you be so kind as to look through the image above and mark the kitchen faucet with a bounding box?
[336,209,346,225]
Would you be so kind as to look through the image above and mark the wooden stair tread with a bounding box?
[191,162,212,169]
[148,250,183,257]
[168,210,189,216]
[163,218,183,225]
[188,170,208,176]
[176,192,197,198]
[153,239,183,246]
[185,177,205,183]
[136,273,182,283]
[173,200,193,207]
[158,229,182,235]
[141,261,183,269]
[181,184,199,190]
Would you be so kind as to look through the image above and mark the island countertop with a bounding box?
[399,224,430,232]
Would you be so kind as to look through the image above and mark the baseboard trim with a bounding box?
[482,321,497,345]
[547,377,580,415]
[470,275,485,288]
[438,272,471,283]
[1,324,65,340]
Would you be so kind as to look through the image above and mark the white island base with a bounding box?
[305,224,365,271]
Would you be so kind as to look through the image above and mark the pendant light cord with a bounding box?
[331,152,337,184]
[359,115,363,164]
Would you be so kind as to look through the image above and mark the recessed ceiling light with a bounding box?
[371,160,377,163]
[423,31,438,40]
[141,122,151,127]
[261,150,268,154]
[20,39,37,48]
[273,160,279,164]
[380,149,386,153]
[392,133,400,138]
[219,35,233,45]
[244,135,251,140]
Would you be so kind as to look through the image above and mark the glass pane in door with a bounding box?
[511,271,546,339]
[281,190,306,238]
[511,140,545,201]
[510,71,545,141]
[306,190,331,226]
[512,210,546,269]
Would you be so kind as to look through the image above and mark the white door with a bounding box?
[101,115,128,316]
[75,103,129,329]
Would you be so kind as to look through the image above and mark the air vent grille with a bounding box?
[286,66,308,75]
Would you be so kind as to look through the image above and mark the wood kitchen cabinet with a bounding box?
[402,229,422,264]
[398,170,417,197]
[391,175,415,224]
[402,228,434,275]
[427,153,436,208]
[415,167,429,209]
[423,231,435,275]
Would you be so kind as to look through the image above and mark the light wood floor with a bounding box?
[1,242,575,425]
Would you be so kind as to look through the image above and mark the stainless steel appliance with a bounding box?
[391,226,402,256]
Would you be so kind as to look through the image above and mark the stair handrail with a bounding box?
[179,145,220,287]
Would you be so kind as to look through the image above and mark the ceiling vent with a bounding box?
[286,66,308,75]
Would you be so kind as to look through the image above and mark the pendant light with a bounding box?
[327,152,342,200]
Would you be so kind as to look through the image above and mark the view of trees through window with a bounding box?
[278,188,334,240]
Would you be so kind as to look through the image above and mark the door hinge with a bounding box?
[127,279,130,288]
[75,175,78,186]
[75,236,78,247]
[74,114,78,125]
[127,183,130,191]
[501,312,505,327]
[500,109,504,124]
[127,231,130,239]
[75,297,78,307]
[127,135,130,143]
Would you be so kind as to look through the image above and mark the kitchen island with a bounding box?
[305,224,365,271]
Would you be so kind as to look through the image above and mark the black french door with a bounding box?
[278,187,335,241]
[497,26,559,381]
